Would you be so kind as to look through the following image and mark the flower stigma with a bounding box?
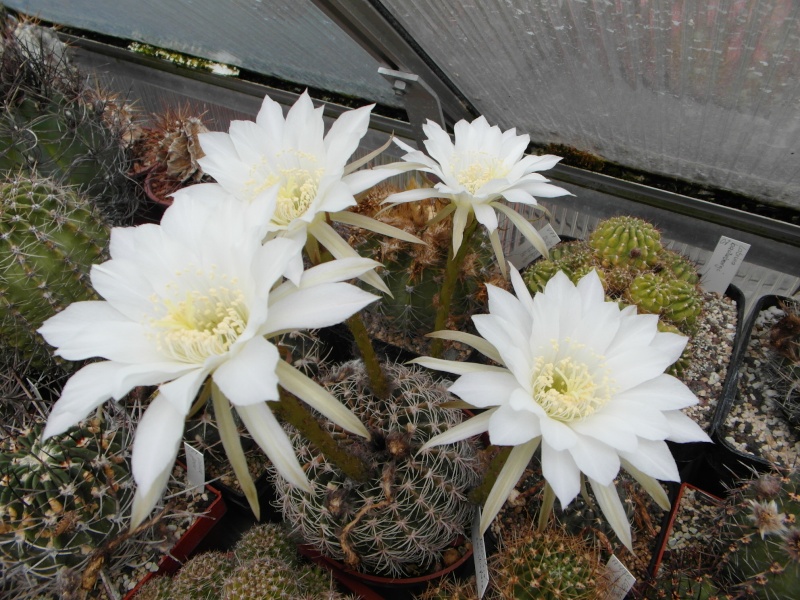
[452,153,508,194]
[245,149,324,227]
[531,340,615,422]
[150,269,249,363]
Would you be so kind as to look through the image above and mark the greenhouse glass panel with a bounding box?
[1,0,401,107]
[379,0,800,211]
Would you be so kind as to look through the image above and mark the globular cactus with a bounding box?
[0,18,138,224]
[169,550,234,599]
[635,572,731,600]
[0,173,108,373]
[588,216,663,270]
[223,558,306,599]
[346,182,505,354]
[489,525,606,600]
[135,105,212,205]
[273,360,483,578]
[233,522,298,565]
[626,273,703,330]
[657,249,700,284]
[0,418,133,591]
[717,469,800,600]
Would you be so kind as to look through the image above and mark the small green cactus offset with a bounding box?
[718,469,800,599]
[588,215,663,270]
[273,360,483,578]
[0,173,108,372]
[0,418,133,590]
[626,273,703,328]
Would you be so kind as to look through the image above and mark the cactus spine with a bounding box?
[273,360,483,578]
[0,173,108,373]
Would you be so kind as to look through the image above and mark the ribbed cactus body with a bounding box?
[273,360,483,578]
[0,174,108,371]
[0,418,133,583]
[170,551,234,599]
[588,216,663,269]
[719,470,800,600]
[626,273,703,327]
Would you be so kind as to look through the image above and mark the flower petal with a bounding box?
[663,410,712,443]
[588,478,633,551]
[449,370,520,409]
[480,438,540,534]
[42,362,121,439]
[421,409,493,450]
[213,336,281,406]
[264,283,378,334]
[489,403,542,445]
[567,434,620,487]
[236,402,311,492]
[275,360,369,438]
[130,393,185,528]
[618,438,680,482]
[541,441,582,507]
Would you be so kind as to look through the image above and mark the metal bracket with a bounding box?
[378,67,444,147]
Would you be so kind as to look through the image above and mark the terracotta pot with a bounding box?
[123,470,227,599]
[297,537,474,600]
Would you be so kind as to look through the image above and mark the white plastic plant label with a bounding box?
[507,223,562,268]
[699,236,750,295]
[602,555,636,600]
[471,507,490,599]
[183,442,205,493]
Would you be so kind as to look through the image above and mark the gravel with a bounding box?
[722,301,800,467]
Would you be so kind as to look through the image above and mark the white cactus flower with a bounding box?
[413,268,711,549]
[39,189,380,527]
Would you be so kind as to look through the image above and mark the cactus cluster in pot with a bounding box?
[273,360,483,578]
[21,79,714,597]
[137,522,356,599]
[523,216,704,334]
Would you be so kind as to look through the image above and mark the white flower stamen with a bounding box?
[532,341,614,422]
[150,271,248,363]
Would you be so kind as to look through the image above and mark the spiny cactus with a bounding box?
[346,181,505,355]
[170,550,234,599]
[626,273,703,328]
[233,522,298,565]
[273,359,483,578]
[0,418,134,591]
[635,572,732,600]
[135,105,211,206]
[489,525,606,600]
[415,576,479,599]
[0,18,138,223]
[717,468,800,599]
[768,301,800,431]
[223,557,306,599]
[588,215,663,270]
[0,173,108,373]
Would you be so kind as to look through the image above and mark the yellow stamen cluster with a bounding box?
[531,341,614,422]
[453,153,508,194]
[151,270,248,364]
[245,150,324,227]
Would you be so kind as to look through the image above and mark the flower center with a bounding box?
[246,150,323,227]
[453,153,508,194]
[151,271,248,364]
[531,342,614,422]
